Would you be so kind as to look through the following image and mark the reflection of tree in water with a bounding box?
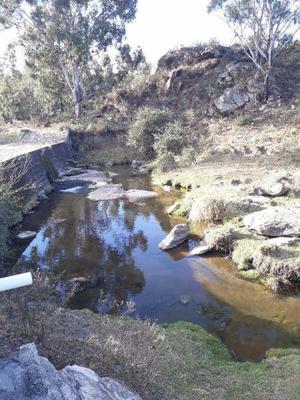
[19,194,147,313]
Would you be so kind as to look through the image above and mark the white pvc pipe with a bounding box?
[0,272,33,293]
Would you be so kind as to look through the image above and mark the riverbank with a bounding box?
[1,280,300,400]
[153,162,300,293]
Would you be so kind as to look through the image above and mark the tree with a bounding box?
[0,0,137,118]
[208,0,300,101]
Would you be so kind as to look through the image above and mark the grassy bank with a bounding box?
[1,281,300,400]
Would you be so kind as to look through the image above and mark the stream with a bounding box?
[8,167,300,361]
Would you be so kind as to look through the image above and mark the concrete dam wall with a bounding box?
[0,131,73,211]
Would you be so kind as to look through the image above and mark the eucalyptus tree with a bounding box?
[208,0,300,101]
[0,0,137,118]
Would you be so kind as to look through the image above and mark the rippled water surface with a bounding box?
[12,168,300,361]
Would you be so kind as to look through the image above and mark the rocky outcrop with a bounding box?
[0,343,142,400]
[243,207,300,237]
[159,224,189,250]
[214,88,249,113]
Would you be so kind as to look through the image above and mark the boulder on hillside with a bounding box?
[159,224,189,250]
[243,207,300,237]
[214,88,249,114]
[254,171,294,197]
[0,343,142,400]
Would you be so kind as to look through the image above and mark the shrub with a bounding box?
[127,107,173,159]
[153,121,185,155]
[0,157,29,267]
[236,114,253,126]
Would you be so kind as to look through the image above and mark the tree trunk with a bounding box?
[260,68,274,104]
[74,97,81,119]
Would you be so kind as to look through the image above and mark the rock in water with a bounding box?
[125,190,158,202]
[0,343,142,400]
[243,207,300,237]
[159,224,189,250]
[88,184,125,201]
[190,242,214,256]
[16,231,37,240]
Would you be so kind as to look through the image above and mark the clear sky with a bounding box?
[126,0,234,65]
[0,0,234,67]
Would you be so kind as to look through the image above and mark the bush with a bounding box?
[236,114,253,126]
[0,157,29,267]
[127,107,173,159]
[153,121,185,156]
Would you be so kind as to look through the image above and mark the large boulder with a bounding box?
[214,88,249,114]
[125,190,158,202]
[159,224,189,250]
[0,343,141,400]
[88,183,125,201]
[254,171,294,197]
[243,207,300,237]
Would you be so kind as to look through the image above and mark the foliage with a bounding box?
[236,114,254,126]
[127,107,174,159]
[128,107,204,170]
[0,0,139,118]
[208,0,300,100]
[0,157,29,267]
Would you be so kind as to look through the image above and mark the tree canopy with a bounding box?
[0,0,139,118]
[208,0,300,100]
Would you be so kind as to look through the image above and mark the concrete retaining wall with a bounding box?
[0,141,73,211]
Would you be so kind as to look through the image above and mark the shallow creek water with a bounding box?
[10,167,300,361]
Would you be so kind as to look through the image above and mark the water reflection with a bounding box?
[12,168,300,361]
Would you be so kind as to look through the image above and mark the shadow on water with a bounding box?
[7,167,300,361]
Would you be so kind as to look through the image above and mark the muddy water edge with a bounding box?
[5,166,300,362]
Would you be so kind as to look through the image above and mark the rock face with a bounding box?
[214,88,249,113]
[125,190,158,202]
[0,343,142,400]
[159,224,189,250]
[243,207,300,237]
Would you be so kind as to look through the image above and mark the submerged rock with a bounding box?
[58,170,110,187]
[243,207,300,237]
[16,231,37,240]
[179,295,191,305]
[159,224,189,250]
[125,190,158,202]
[0,343,142,400]
[88,184,125,201]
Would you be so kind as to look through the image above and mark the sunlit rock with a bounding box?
[159,224,189,250]
[0,343,142,400]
